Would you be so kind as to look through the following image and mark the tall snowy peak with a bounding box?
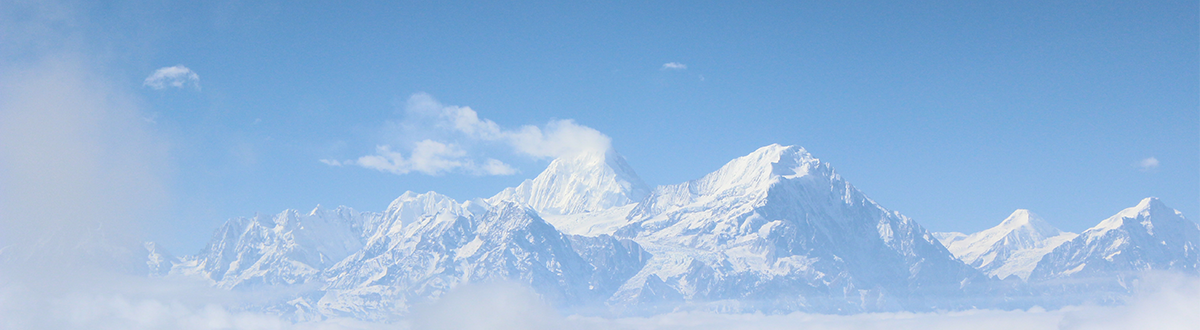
[174,206,380,289]
[1030,197,1200,281]
[628,144,827,221]
[936,210,1077,280]
[489,149,650,215]
[617,144,984,312]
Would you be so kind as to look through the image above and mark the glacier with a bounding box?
[154,145,1200,321]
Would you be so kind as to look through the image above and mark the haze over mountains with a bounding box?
[154,144,1200,320]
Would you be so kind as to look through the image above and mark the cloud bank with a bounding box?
[144,65,200,90]
[0,17,177,330]
[326,93,612,176]
[1,57,168,275]
[6,274,1200,330]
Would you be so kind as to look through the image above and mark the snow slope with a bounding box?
[935,210,1077,280]
[489,149,650,215]
[612,144,985,313]
[1031,197,1200,281]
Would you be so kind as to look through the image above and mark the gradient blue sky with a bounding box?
[4,1,1195,254]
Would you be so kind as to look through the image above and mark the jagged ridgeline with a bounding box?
[155,144,1200,320]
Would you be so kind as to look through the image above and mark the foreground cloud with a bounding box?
[1138,157,1159,171]
[327,93,611,176]
[144,65,200,90]
[3,271,1197,330]
[661,62,687,70]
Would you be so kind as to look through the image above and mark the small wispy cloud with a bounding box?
[478,158,519,176]
[143,65,200,90]
[403,92,611,158]
[326,93,610,176]
[1138,157,1159,171]
[332,140,517,176]
[661,62,687,70]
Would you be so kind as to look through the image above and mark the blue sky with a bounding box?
[2,0,1196,254]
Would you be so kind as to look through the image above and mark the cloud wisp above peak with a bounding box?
[325,93,611,176]
[143,65,200,90]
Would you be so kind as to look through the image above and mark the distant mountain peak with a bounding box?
[937,209,1075,280]
[685,144,826,197]
[740,144,816,175]
[622,143,982,311]
[489,148,650,215]
[995,209,1062,239]
[1116,197,1163,218]
[1000,209,1034,225]
[1031,197,1200,283]
[1088,196,1183,238]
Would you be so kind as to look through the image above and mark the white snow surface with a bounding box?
[934,210,1077,280]
[611,144,983,313]
[541,204,638,237]
[489,149,650,215]
[1030,197,1200,282]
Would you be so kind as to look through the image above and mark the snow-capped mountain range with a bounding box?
[153,144,1200,320]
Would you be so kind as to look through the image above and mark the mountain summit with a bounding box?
[1031,197,1200,281]
[489,149,650,215]
[935,210,1077,280]
[616,144,984,312]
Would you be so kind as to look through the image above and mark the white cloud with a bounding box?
[350,140,517,176]
[403,93,504,141]
[399,275,1200,330]
[2,57,168,275]
[332,93,611,176]
[412,282,563,330]
[1057,272,1200,330]
[0,274,398,330]
[662,62,687,70]
[354,141,466,176]
[567,309,1066,330]
[507,119,611,158]
[478,158,519,176]
[1138,157,1159,171]
[398,93,611,158]
[144,65,200,90]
